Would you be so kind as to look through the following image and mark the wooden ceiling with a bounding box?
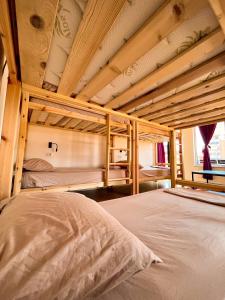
[15,0,225,130]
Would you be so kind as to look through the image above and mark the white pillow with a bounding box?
[0,192,161,300]
[23,158,54,171]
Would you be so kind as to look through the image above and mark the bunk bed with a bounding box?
[14,84,172,194]
[1,1,225,299]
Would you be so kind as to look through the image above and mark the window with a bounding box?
[195,122,225,165]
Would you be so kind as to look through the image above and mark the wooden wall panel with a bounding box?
[0,83,21,200]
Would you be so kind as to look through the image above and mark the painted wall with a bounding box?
[25,125,154,168]
[113,136,154,166]
[182,128,225,184]
[25,125,106,168]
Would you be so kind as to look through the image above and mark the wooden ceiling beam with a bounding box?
[16,0,58,87]
[0,0,17,82]
[208,0,225,35]
[173,108,225,128]
[148,87,225,122]
[105,29,224,109]
[58,0,126,96]
[140,73,225,119]
[78,0,207,100]
[163,98,225,126]
[121,51,225,113]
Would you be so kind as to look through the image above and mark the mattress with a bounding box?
[140,166,170,181]
[97,189,225,300]
[21,167,126,189]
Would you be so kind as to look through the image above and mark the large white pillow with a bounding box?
[0,192,161,300]
[23,158,54,171]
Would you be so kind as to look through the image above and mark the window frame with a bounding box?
[194,124,225,168]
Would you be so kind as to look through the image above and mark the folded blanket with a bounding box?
[164,188,225,207]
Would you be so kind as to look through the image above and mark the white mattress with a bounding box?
[97,189,225,300]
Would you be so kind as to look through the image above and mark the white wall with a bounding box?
[113,136,154,166]
[182,128,225,184]
[25,125,106,168]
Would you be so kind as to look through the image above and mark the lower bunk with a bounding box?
[1,187,225,299]
[20,158,171,193]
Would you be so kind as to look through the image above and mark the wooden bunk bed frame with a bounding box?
[1,0,225,200]
[13,84,173,195]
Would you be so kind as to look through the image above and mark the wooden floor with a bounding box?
[74,180,171,202]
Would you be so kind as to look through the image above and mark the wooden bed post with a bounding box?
[132,121,139,194]
[13,91,29,195]
[0,83,21,200]
[105,114,111,187]
[169,130,177,188]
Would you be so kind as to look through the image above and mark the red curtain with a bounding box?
[199,124,217,180]
[157,143,165,164]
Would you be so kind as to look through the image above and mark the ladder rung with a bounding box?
[110,132,130,137]
[109,177,131,181]
[110,147,130,151]
[110,162,129,166]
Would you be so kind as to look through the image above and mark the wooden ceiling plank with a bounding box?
[172,107,225,127]
[163,98,225,125]
[58,0,126,96]
[175,114,225,129]
[0,0,17,82]
[149,87,225,122]
[105,29,224,109]
[141,73,225,119]
[16,0,59,87]
[209,0,225,35]
[121,51,225,113]
[79,0,207,100]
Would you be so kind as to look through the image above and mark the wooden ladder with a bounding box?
[177,130,184,179]
[105,115,132,186]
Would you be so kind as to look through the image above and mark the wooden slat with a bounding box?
[29,102,107,126]
[171,106,225,127]
[58,0,126,96]
[110,132,129,137]
[160,96,225,125]
[0,83,21,200]
[45,113,63,126]
[169,130,177,188]
[140,74,225,119]
[55,117,71,127]
[79,0,207,100]
[0,0,17,82]
[23,83,172,133]
[121,51,225,112]
[13,91,29,195]
[16,0,59,87]
[109,162,129,166]
[105,29,224,109]
[64,119,82,129]
[151,88,225,123]
[209,0,225,34]
[176,179,225,192]
[30,110,42,123]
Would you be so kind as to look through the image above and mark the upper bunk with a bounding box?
[1,0,225,196]
[1,0,225,132]
[5,0,225,129]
